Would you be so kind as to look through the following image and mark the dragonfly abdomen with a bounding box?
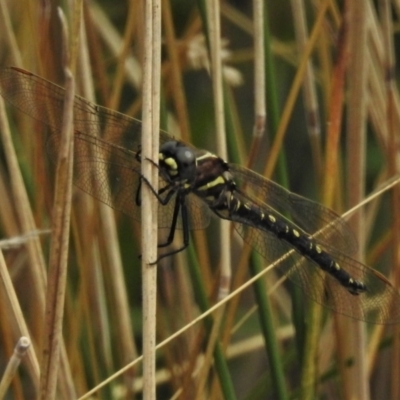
[232,199,367,296]
[287,230,367,295]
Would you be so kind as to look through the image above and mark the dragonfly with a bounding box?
[0,66,399,324]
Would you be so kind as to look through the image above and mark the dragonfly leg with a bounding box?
[158,194,181,249]
[138,175,176,205]
[135,179,142,206]
[143,155,174,184]
[152,194,190,263]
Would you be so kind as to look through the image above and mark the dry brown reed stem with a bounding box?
[337,1,369,399]
[0,250,40,386]
[38,8,78,400]
[291,0,322,177]
[245,0,265,168]
[141,0,161,398]
[0,336,30,398]
[207,0,232,299]
[253,0,266,138]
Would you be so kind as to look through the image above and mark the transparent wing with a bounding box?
[0,67,210,229]
[229,195,400,324]
[229,164,358,256]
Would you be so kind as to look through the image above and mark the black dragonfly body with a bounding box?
[0,67,399,324]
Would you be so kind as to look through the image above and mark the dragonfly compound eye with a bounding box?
[175,147,196,181]
[160,141,179,155]
[176,148,195,164]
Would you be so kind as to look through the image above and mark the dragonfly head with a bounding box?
[159,141,197,183]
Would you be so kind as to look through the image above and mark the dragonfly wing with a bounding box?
[229,164,358,256]
[47,130,144,221]
[234,221,400,323]
[47,132,210,229]
[0,67,210,229]
[319,250,400,324]
[0,67,175,149]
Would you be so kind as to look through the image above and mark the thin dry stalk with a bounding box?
[0,250,40,388]
[141,0,161,398]
[205,1,231,395]
[253,0,266,137]
[206,0,231,299]
[339,0,369,398]
[38,8,78,399]
[246,0,265,167]
[0,336,31,398]
[291,0,322,176]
